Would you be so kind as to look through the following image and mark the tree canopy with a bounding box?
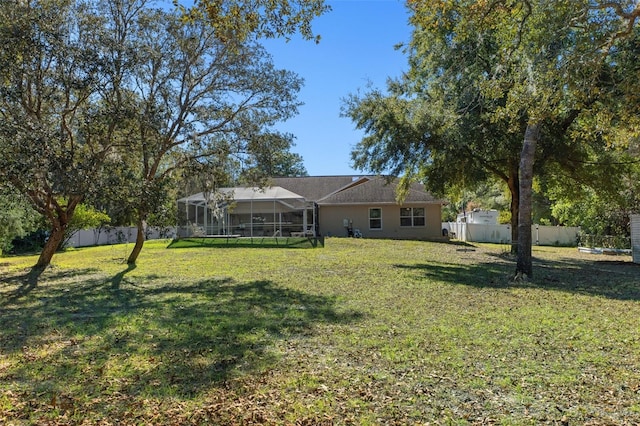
[114,4,305,264]
[345,0,640,277]
[0,0,321,269]
[0,0,128,268]
[181,0,329,43]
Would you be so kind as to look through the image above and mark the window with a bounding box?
[369,208,382,230]
[400,207,425,227]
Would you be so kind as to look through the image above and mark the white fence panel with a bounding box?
[466,224,512,244]
[446,223,511,244]
[65,226,176,248]
[534,226,580,246]
[631,214,640,264]
[444,223,580,246]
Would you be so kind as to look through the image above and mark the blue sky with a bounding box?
[262,0,412,177]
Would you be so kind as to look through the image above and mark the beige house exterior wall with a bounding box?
[319,204,443,240]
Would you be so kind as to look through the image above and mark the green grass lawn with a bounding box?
[1,238,639,425]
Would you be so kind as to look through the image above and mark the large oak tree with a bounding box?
[120,6,305,264]
[345,0,640,277]
[0,0,127,268]
[0,0,326,270]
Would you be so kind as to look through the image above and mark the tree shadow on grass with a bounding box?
[0,267,102,304]
[446,240,480,248]
[395,253,640,301]
[530,255,640,300]
[0,268,362,418]
[110,263,136,289]
[0,269,39,301]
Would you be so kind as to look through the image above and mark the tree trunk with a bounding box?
[507,165,519,255]
[35,222,67,269]
[127,216,146,265]
[33,197,81,270]
[516,123,540,278]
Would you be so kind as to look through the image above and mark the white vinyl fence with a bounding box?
[444,222,580,246]
[65,226,177,248]
[631,214,640,264]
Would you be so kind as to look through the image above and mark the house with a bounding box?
[177,176,446,240]
[273,176,445,239]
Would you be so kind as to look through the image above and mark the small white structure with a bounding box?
[457,209,499,224]
[631,214,640,264]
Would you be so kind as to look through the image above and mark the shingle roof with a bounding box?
[272,176,366,202]
[317,176,442,205]
[272,175,443,205]
[177,176,443,207]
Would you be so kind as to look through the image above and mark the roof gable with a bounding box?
[272,176,366,201]
[178,176,443,207]
[317,176,442,205]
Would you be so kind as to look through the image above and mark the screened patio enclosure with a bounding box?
[177,186,317,238]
